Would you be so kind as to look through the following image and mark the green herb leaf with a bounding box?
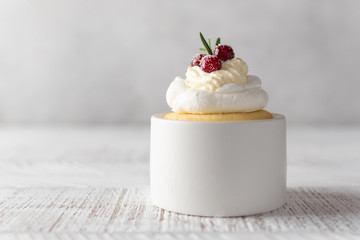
[199,32,212,55]
[208,38,212,52]
[199,48,206,52]
[215,38,221,46]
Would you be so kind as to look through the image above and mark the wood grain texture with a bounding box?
[0,125,359,239]
[0,233,360,240]
[0,187,359,233]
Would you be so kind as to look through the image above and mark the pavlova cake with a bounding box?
[165,33,272,121]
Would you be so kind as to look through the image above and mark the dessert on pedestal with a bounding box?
[151,33,286,216]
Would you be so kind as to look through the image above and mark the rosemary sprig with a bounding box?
[199,32,212,55]
[215,38,221,46]
[199,33,221,54]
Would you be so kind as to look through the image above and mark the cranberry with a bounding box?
[190,54,206,67]
[200,55,222,73]
[214,44,235,61]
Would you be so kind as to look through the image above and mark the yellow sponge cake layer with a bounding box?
[164,110,273,121]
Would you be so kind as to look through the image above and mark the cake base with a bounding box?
[151,113,287,217]
[163,110,272,121]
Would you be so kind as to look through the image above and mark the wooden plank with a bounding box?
[0,125,359,239]
[0,187,359,233]
[1,232,360,240]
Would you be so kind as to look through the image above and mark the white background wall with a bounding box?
[0,0,359,124]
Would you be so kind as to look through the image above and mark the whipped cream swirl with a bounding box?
[166,74,268,113]
[185,58,249,91]
[166,57,270,114]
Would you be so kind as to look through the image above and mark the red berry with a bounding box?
[190,54,206,67]
[200,55,222,73]
[214,44,235,61]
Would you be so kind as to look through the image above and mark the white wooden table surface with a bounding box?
[0,124,359,240]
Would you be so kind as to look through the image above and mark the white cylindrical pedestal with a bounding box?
[150,113,286,217]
